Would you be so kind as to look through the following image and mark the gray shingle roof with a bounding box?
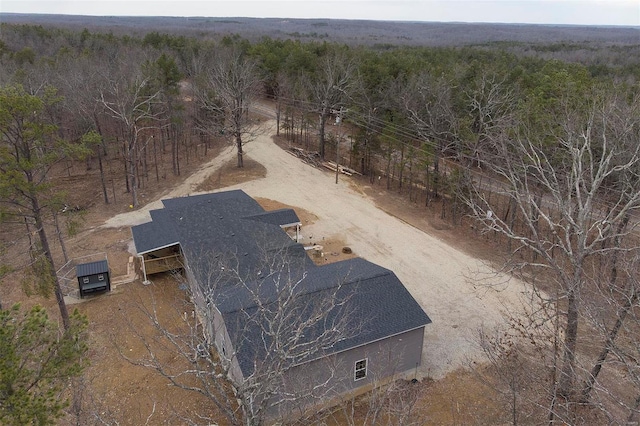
[167,202,299,281]
[131,220,179,255]
[161,190,263,214]
[130,190,431,379]
[244,209,301,227]
[76,260,109,277]
[222,258,431,377]
[132,190,303,280]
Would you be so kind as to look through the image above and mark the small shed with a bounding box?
[76,260,110,298]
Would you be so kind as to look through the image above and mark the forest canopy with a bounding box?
[1,20,640,424]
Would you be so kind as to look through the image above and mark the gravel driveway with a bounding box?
[104,120,529,380]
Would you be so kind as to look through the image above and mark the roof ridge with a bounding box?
[219,262,393,314]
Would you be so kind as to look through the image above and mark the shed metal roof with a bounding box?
[76,260,109,277]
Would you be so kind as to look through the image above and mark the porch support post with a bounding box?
[139,255,151,285]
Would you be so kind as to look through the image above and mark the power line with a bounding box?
[257,93,640,218]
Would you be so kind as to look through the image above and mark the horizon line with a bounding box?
[1,12,639,29]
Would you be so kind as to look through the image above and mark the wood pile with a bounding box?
[287,147,323,167]
[287,146,362,177]
[322,161,361,177]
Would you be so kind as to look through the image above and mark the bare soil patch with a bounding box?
[254,197,357,265]
[73,273,229,424]
[196,157,267,192]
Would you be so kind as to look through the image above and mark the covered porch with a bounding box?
[139,244,183,282]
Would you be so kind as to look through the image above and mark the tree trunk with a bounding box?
[142,142,148,183]
[172,124,179,176]
[93,112,108,157]
[531,192,542,262]
[319,110,327,159]
[97,148,109,204]
[276,99,281,136]
[128,137,138,208]
[122,138,130,194]
[385,147,393,190]
[153,135,159,183]
[433,146,440,198]
[398,144,405,191]
[236,132,244,168]
[424,167,430,206]
[581,289,637,401]
[184,126,190,167]
[580,213,632,401]
[53,211,68,264]
[174,125,180,176]
[108,158,117,204]
[299,113,304,147]
[408,159,414,202]
[558,287,579,398]
[32,196,70,329]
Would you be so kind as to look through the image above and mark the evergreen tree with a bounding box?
[0,84,89,328]
[0,304,88,425]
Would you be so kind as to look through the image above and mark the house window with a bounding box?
[98,274,104,281]
[354,359,367,381]
[82,277,89,284]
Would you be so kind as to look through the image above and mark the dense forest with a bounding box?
[1,18,640,424]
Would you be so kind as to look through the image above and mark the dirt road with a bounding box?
[104,120,529,380]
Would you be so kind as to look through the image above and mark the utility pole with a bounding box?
[335,107,345,184]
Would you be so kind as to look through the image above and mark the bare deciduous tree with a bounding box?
[473,289,558,426]
[99,53,166,208]
[61,55,112,203]
[580,253,640,421]
[462,70,515,168]
[401,72,459,198]
[464,88,640,419]
[202,48,262,168]
[347,70,387,179]
[305,51,356,160]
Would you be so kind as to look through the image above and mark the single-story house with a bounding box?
[131,190,431,420]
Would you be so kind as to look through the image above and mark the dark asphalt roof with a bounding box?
[161,190,263,214]
[222,257,431,377]
[244,209,301,227]
[132,190,303,278]
[76,260,109,277]
[131,220,180,255]
[135,191,262,255]
[130,190,431,379]
[170,200,303,284]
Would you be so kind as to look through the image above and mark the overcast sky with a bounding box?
[1,1,639,26]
